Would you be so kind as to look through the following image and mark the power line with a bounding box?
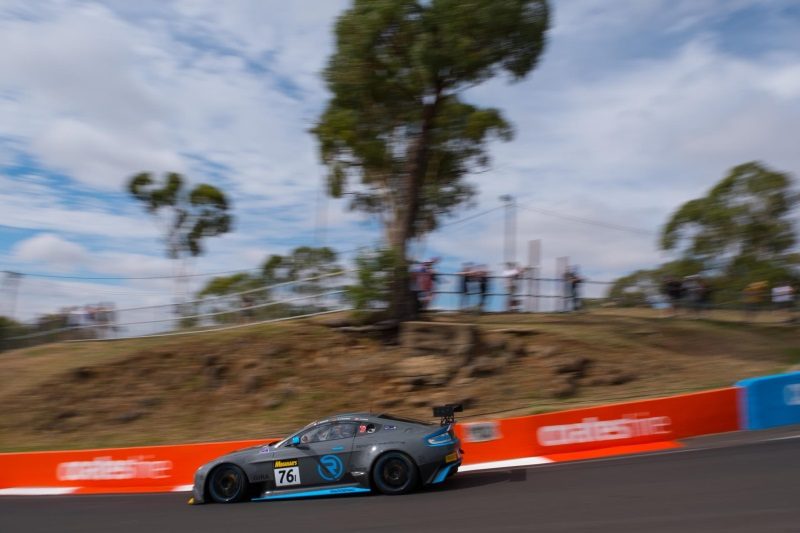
[517,204,658,237]
[14,267,263,281]
[9,202,653,282]
[437,205,504,229]
[10,210,504,282]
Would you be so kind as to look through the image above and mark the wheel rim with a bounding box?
[381,458,409,488]
[212,467,243,501]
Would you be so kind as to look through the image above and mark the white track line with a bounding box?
[768,434,800,442]
[459,457,553,472]
[0,487,78,496]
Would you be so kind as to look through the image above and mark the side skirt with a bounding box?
[252,484,371,502]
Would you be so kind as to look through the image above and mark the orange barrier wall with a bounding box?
[0,388,739,494]
[0,439,273,494]
[457,388,740,464]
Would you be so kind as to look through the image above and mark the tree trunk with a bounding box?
[387,96,441,321]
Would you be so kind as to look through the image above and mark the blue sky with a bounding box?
[1,0,799,319]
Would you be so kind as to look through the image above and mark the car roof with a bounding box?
[308,412,434,427]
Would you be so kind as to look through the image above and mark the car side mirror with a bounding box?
[290,436,308,449]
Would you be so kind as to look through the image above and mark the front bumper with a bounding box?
[188,465,211,504]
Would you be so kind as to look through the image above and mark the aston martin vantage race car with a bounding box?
[189,405,463,504]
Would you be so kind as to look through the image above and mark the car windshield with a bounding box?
[272,428,303,448]
[273,419,328,448]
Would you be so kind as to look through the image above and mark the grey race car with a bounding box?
[189,405,463,504]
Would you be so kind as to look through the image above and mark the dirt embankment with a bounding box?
[0,312,797,451]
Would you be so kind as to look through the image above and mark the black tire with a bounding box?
[371,452,419,495]
[207,464,249,503]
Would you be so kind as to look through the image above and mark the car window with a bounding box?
[298,422,357,444]
[356,422,379,436]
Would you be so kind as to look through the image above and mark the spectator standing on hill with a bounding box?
[571,268,584,311]
[698,278,713,313]
[409,261,424,313]
[772,282,795,321]
[661,276,684,317]
[563,268,583,312]
[458,262,474,310]
[502,263,523,312]
[417,259,438,310]
[743,280,768,322]
[478,265,490,312]
[682,275,704,315]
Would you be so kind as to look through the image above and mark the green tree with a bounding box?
[0,315,28,351]
[314,0,550,319]
[196,246,343,320]
[610,162,799,308]
[662,162,797,272]
[607,259,704,307]
[197,272,262,299]
[127,172,232,260]
[346,248,398,310]
[261,246,341,287]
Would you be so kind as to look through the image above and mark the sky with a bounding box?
[1,0,799,320]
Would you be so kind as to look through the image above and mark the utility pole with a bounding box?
[314,176,328,246]
[1,271,23,319]
[527,240,541,312]
[499,194,516,266]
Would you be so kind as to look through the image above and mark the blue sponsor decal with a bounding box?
[383,425,397,431]
[317,454,344,481]
[738,371,800,430]
[253,486,370,501]
[332,446,345,452]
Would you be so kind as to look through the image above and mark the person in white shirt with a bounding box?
[772,283,795,321]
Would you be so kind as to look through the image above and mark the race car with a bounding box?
[189,405,463,504]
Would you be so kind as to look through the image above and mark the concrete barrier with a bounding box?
[0,439,270,495]
[456,387,740,464]
[738,371,800,430]
[0,388,741,496]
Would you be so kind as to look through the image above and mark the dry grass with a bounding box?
[0,311,796,452]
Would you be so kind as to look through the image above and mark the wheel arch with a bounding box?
[368,449,421,492]
[204,462,252,503]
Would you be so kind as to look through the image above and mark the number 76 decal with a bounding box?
[274,466,301,486]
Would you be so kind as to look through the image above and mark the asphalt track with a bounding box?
[2,436,799,533]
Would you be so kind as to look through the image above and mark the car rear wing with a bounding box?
[432,404,463,426]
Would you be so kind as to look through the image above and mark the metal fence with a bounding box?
[2,271,617,350]
[425,273,612,313]
[2,271,354,348]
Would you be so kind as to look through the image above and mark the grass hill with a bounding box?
[0,310,797,452]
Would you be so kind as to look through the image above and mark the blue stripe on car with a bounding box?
[252,487,371,501]
[432,463,459,484]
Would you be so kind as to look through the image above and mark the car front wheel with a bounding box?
[371,452,419,495]
[207,464,249,503]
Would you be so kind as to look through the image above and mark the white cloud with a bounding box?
[0,193,160,239]
[32,119,185,190]
[12,233,88,271]
[1,0,799,317]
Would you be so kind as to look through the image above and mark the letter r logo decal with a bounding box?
[317,455,344,481]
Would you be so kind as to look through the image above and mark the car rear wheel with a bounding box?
[371,452,419,495]
[208,464,249,503]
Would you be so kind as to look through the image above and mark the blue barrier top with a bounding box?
[738,371,800,430]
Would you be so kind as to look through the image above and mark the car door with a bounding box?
[275,422,358,490]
